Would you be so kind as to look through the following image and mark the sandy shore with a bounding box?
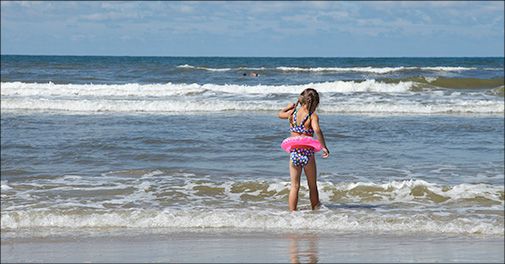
[1,230,503,263]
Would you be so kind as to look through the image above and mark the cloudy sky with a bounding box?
[1,1,503,57]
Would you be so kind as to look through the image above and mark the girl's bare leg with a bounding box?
[304,156,320,210]
[289,160,303,211]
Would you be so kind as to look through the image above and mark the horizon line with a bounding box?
[2,53,504,59]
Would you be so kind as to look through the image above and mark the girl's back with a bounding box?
[289,106,315,137]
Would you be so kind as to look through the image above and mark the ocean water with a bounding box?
[1,56,504,238]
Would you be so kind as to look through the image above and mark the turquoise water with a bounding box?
[1,56,503,237]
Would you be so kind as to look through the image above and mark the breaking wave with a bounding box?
[175,65,488,74]
[1,80,503,114]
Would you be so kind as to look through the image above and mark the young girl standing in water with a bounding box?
[278,88,330,211]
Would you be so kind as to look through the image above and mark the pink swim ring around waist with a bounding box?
[281,136,322,153]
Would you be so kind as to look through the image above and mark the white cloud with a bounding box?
[80,11,141,22]
[2,1,503,42]
[18,1,47,8]
[178,4,194,14]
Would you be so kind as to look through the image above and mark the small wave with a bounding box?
[1,82,211,97]
[196,179,504,205]
[2,97,503,114]
[491,86,504,97]
[176,64,232,72]
[3,174,503,208]
[327,179,504,204]
[276,66,411,74]
[177,64,267,72]
[2,81,503,114]
[276,66,478,73]
[2,171,503,235]
[484,68,505,71]
[175,65,480,74]
[0,80,414,98]
[384,77,505,89]
[4,79,502,99]
[420,66,478,71]
[1,180,12,191]
[1,208,502,235]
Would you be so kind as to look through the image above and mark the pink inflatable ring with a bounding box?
[281,136,322,153]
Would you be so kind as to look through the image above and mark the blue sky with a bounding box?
[1,1,504,57]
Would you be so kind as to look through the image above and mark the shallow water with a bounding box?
[1,113,503,237]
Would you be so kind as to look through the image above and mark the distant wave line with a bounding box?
[175,64,496,73]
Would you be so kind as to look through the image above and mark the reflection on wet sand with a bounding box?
[288,233,319,264]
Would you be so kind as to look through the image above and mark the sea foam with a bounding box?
[1,81,503,114]
[174,65,478,73]
[1,208,502,236]
[1,80,414,97]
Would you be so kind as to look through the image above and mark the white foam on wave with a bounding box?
[420,66,477,71]
[176,64,231,72]
[334,179,504,203]
[0,80,414,97]
[2,172,503,236]
[1,180,12,191]
[0,98,276,113]
[2,97,502,114]
[277,66,413,74]
[1,208,502,235]
[175,65,477,73]
[322,100,504,114]
[177,64,267,71]
[1,82,211,97]
[276,66,477,73]
[1,81,503,114]
[176,64,194,69]
[3,173,503,210]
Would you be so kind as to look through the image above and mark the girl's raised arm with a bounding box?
[278,103,296,119]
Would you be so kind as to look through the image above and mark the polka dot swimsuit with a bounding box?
[289,109,314,136]
[289,109,315,167]
[290,147,314,167]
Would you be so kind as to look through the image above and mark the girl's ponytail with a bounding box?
[300,88,319,114]
[307,96,314,114]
